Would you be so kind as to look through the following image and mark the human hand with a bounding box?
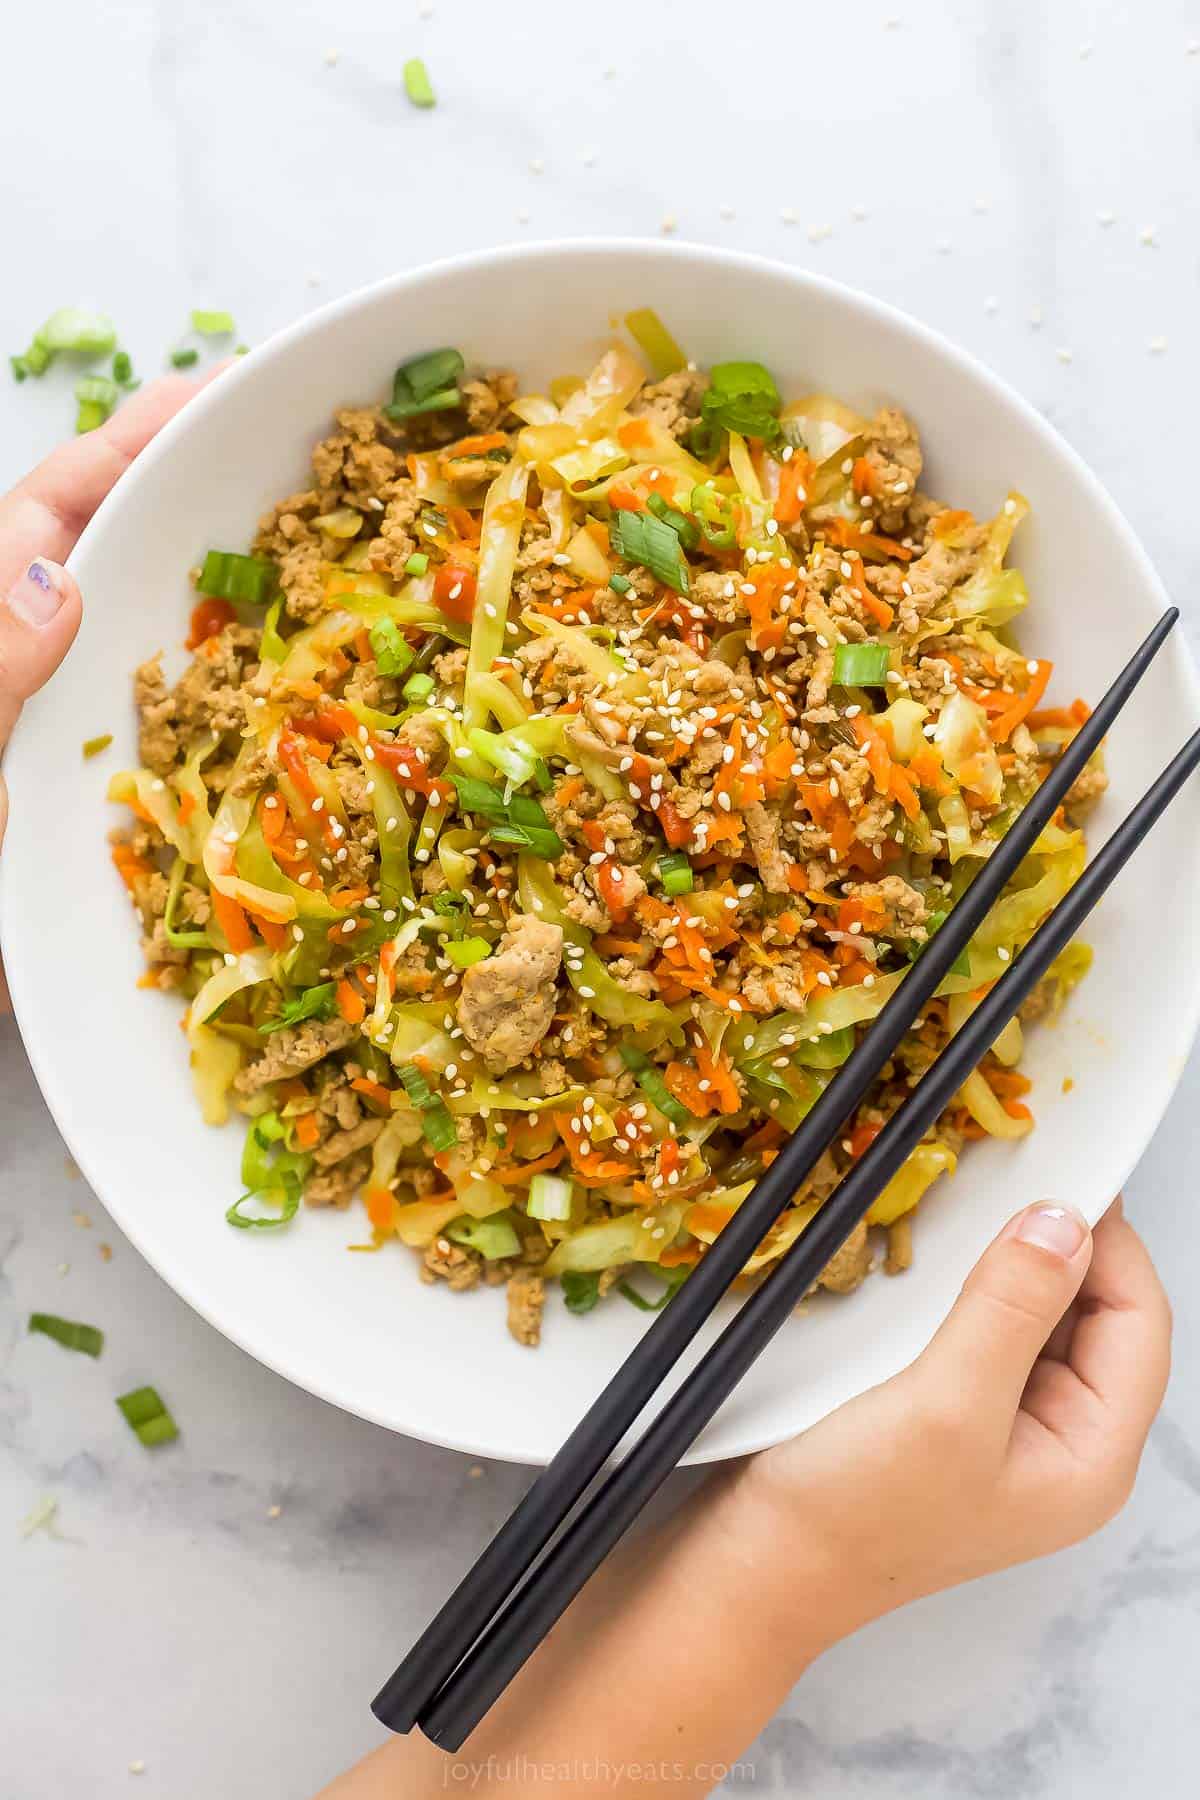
[0,375,212,1006]
[736,1197,1170,1642]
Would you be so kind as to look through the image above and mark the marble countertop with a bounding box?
[4,3,1200,1794]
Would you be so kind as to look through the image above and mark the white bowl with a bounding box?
[4,241,1198,1467]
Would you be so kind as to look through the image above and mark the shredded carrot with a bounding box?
[334,978,367,1024]
[664,1062,714,1116]
[211,889,255,953]
[1028,698,1091,731]
[617,417,655,450]
[363,1184,399,1233]
[823,517,915,561]
[244,910,287,951]
[844,552,895,629]
[592,933,646,958]
[659,1242,701,1269]
[695,1038,741,1113]
[774,450,815,525]
[490,1147,566,1186]
[328,885,370,911]
[445,506,482,546]
[555,775,585,808]
[595,858,634,922]
[293,1113,322,1151]
[110,842,150,894]
[850,456,880,499]
[350,1076,393,1111]
[908,745,952,793]
[989,659,1053,743]
[444,431,507,458]
[888,761,922,821]
[607,483,646,512]
[656,797,694,850]
[847,1121,882,1159]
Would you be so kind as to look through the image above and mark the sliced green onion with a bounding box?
[403,57,437,107]
[191,309,235,336]
[403,671,436,703]
[228,1111,312,1229]
[12,338,55,380]
[386,348,464,421]
[619,1045,695,1129]
[199,550,277,605]
[171,347,199,369]
[624,307,686,379]
[467,727,538,788]
[400,1063,458,1147]
[609,507,690,595]
[646,490,699,549]
[432,891,471,916]
[446,1214,520,1260]
[82,733,113,759]
[369,615,415,677]
[527,1173,573,1222]
[689,484,737,550]
[608,572,632,595]
[226,1184,303,1230]
[259,982,337,1035]
[657,851,694,897]
[116,1386,179,1448]
[833,642,891,688]
[75,374,118,433]
[38,306,117,354]
[404,551,430,576]
[421,1098,458,1152]
[701,360,781,441]
[451,775,565,860]
[561,1270,602,1314]
[400,1064,435,1109]
[618,1264,690,1311]
[28,1313,104,1357]
[444,936,492,969]
[112,349,137,388]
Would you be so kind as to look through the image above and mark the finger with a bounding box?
[0,372,212,589]
[1039,1198,1123,1365]
[0,558,83,751]
[917,1202,1094,1427]
[1061,1205,1171,1444]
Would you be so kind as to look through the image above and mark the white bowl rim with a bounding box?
[4,237,1199,1466]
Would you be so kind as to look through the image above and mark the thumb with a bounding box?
[0,556,83,845]
[917,1202,1094,1426]
[0,558,83,742]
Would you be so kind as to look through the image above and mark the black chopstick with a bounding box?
[423,715,1200,1751]
[372,608,1177,1737]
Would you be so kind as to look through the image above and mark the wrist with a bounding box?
[688,1462,870,1671]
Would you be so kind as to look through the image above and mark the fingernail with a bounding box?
[9,560,66,628]
[1016,1203,1089,1259]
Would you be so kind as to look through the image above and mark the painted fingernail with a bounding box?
[1016,1203,1089,1259]
[9,560,66,628]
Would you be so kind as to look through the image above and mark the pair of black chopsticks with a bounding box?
[375,609,1197,1753]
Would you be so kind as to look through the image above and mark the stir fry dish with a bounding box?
[109,315,1103,1345]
